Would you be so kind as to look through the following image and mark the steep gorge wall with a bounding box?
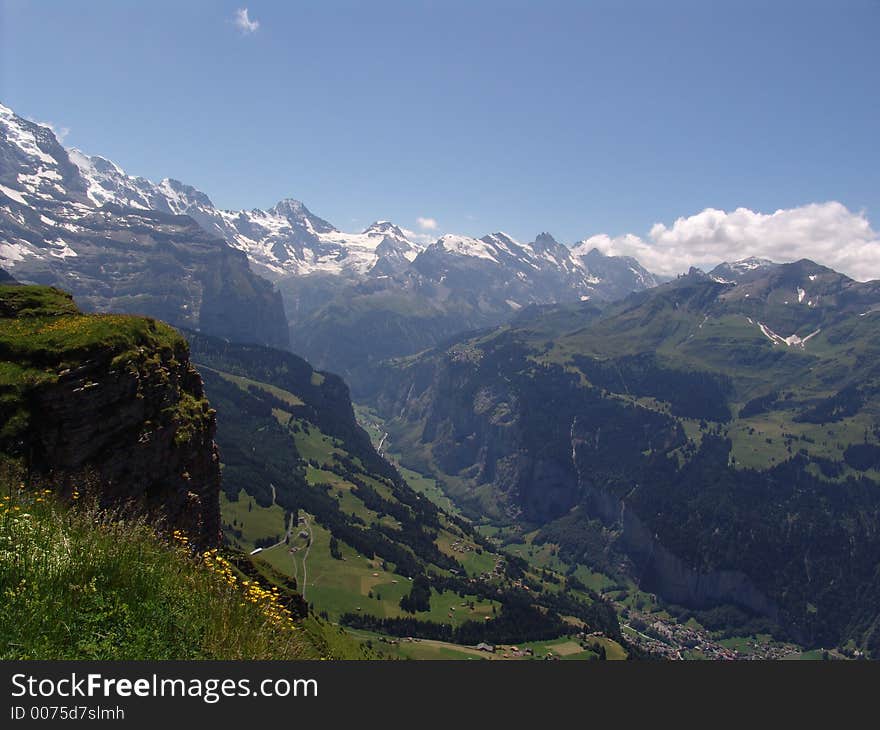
[376,347,777,620]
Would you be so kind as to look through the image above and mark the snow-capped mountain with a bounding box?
[51,121,664,302]
[569,241,661,300]
[68,147,425,280]
[217,207,423,279]
[2,99,663,378]
[708,257,778,283]
[0,102,289,348]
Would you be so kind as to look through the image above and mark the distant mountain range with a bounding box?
[4,100,872,390]
[65,137,661,300]
[1,101,669,381]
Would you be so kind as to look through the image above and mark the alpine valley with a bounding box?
[2,101,879,661]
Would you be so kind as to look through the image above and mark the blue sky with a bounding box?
[1,0,878,274]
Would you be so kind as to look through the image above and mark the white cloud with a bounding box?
[233,8,260,34]
[416,216,438,231]
[28,118,69,143]
[579,202,880,281]
[401,227,439,246]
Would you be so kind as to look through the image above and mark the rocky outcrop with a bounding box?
[26,343,221,545]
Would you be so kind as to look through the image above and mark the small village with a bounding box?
[619,608,802,660]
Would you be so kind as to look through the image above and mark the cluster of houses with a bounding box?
[475,643,561,660]
[375,636,422,646]
[475,558,506,583]
[622,613,799,660]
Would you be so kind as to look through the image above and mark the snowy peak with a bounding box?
[68,147,222,224]
[269,199,336,234]
[568,242,660,295]
[481,231,519,248]
[365,220,406,239]
[709,257,778,283]
[531,232,560,253]
[432,233,500,262]
[0,105,89,206]
[0,101,660,299]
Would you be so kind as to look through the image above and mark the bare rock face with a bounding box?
[26,343,222,545]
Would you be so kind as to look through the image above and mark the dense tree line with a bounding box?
[571,352,733,422]
[343,594,567,645]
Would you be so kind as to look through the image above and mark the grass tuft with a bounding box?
[0,480,317,660]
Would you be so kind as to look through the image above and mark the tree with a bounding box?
[400,575,432,613]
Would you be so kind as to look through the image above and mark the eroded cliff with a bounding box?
[0,285,221,544]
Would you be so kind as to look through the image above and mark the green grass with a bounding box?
[196,364,304,408]
[345,628,627,661]
[0,485,319,659]
[256,518,500,626]
[394,461,462,517]
[0,285,206,446]
[0,285,78,318]
[0,306,184,373]
[293,425,346,463]
[220,489,287,552]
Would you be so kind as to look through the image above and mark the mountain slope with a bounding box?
[0,283,370,659]
[368,261,880,654]
[0,104,289,349]
[186,332,621,646]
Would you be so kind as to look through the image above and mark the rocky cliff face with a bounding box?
[1,287,221,545]
[29,344,221,545]
[573,449,778,620]
[372,333,779,620]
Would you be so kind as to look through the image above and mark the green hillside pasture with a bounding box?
[259,520,498,624]
[220,489,287,552]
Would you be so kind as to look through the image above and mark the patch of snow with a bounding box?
[435,234,499,262]
[0,105,57,165]
[49,238,77,258]
[757,321,821,348]
[797,287,806,303]
[0,185,27,205]
[0,240,31,264]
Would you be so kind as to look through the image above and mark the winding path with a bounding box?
[299,514,312,600]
